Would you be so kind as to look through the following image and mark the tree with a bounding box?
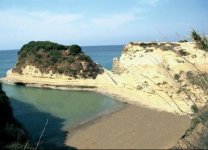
[69,45,82,55]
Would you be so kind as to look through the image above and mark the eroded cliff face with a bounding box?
[112,42,208,111]
[15,65,72,79]
[115,42,207,73]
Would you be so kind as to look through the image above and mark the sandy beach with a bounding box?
[66,105,191,149]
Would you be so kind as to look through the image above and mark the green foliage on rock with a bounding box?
[69,45,82,55]
[13,41,103,78]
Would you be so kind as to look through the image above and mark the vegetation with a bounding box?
[186,71,208,91]
[178,49,190,56]
[140,30,208,149]
[191,29,208,51]
[0,83,34,150]
[13,41,103,79]
[172,30,208,149]
[179,40,188,43]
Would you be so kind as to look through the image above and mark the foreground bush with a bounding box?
[191,29,208,51]
[173,30,208,149]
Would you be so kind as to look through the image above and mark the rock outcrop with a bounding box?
[2,41,208,115]
[12,41,103,79]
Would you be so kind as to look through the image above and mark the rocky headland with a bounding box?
[1,32,208,149]
[2,41,208,114]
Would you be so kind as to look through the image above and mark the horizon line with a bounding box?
[0,44,126,51]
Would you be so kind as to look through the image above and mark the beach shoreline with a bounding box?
[65,104,191,149]
[0,68,192,115]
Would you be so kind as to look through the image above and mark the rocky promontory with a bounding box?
[12,41,103,79]
[2,39,208,114]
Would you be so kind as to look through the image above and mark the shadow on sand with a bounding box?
[10,97,77,150]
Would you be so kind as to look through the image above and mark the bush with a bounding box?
[174,74,180,80]
[191,29,208,51]
[178,49,190,56]
[67,56,75,63]
[69,45,82,55]
[191,104,199,113]
[186,71,208,90]
[179,40,188,43]
[78,53,91,61]
[57,68,64,74]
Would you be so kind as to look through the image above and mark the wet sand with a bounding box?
[66,105,191,149]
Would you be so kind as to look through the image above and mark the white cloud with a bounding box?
[0,10,82,30]
[91,13,137,28]
[0,9,145,48]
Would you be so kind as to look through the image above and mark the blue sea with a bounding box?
[0,45,123,77]
[0,45,123,149]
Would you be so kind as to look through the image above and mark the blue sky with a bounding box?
[0,0,207,50]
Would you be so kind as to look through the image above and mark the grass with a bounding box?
[186,71,208,91]
[171,30,208,149]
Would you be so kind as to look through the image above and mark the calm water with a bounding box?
[0,45,123,149]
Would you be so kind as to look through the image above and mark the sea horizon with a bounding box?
[0,44,125,52]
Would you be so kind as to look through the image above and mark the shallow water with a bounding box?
[0,46,123,149]
[3,84,124,149]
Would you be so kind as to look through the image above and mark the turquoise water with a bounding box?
[0,46,123,149]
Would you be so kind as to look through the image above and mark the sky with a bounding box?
[0,0,208,50]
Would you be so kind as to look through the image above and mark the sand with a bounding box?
[66,105,191,149]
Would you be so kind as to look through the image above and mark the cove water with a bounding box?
[0,45,123,149]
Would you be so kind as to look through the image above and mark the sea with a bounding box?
[0,45,124,149]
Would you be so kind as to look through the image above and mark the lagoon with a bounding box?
[0,45,124,149]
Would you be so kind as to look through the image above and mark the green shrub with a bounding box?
[179,40,188,43]
[67,56,75,63]
[191,104,199,113]
[174,74,180,80]
[57,68,64,74]
[191,29,208,51]
[69,45,81,55]
[78,53,91,61]
[178,49,190,56]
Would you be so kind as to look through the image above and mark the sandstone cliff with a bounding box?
[2,41,208,115]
